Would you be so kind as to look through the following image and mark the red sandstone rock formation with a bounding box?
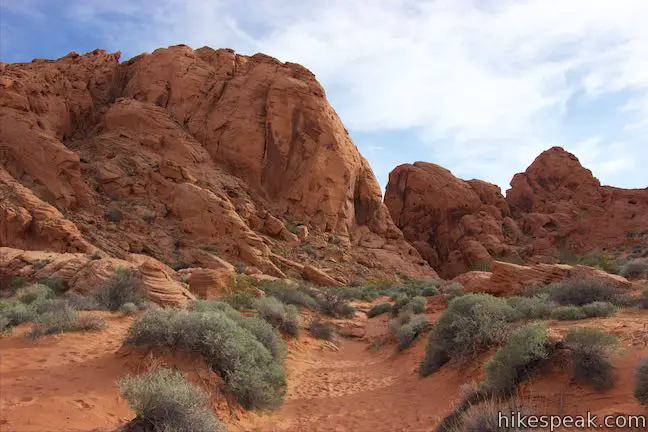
[0,247,194,307]
[384,162,521,278]
[0,46,435,283]
[385,148,648,278]
[507,146,648,256]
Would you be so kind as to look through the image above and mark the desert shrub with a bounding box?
[106,208,122,223]
[62,291,102,310]
[118,366,225,432]
[327,284,383,301]
[565,328,618,390]
[223,290,258,310]
[484,324,550,395]
[10,276,28,291]
[639,288,648,309]
[406,296,427,314]
[256,296,300,337]
[421,286,440,297]
[0,301,36,329]
[634,357,648,405]
[0,316,10,334]
[37,277,67,294]
[29,297,68,315]
[120,302,139,316]
[367,302,392,318]
[506,295,554,320]
[27,306,106,340]
[191,300,286,360]
[388,279,441,299]
[70,314,107,331]
[456,400,534,432]
[435,294,515,360]
[620,259,648,279]
[315,291,356,318]
[308,317,335,341]
[581,301,617,318]
[395,315,431,352]
[420,339,450,377]
[126,308,287,409]
[17,284,54,304]
[547,278,624,306]
[551,306,587,321]
[257,280,319,309]
[442,283,464,304]
[388,309,413,337]
[94,267,145,311]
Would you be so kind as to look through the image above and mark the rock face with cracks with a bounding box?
[0,45,435,283]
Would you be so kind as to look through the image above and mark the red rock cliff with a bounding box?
[0,46,433,282]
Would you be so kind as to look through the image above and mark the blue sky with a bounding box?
[2,0,647,193]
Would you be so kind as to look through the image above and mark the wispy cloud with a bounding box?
[2,0,648,190]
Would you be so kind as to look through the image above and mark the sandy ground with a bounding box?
[2,310,648,431]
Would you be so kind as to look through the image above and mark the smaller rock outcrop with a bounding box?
[455,260,632,297]
[187,268,236,299]
[0,247,194,307]
[384,162,521,278]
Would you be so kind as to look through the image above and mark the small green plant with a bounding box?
[106,208,122,223]
[37,277,67,294]
[316,291,356,318]
[27,306,106,340]
[546,278,625,306]
[506,295,554,320]
[10,276,28,291]
[256,296,300,337]
[634,357,648,405]
[233,261,247,274]
[565,328,618,390]
[395,315,431,352]
[298,244,317,257]
[308,317,335,341]
[621,259,648,279]
[421,286,440,297]
[16,284,54,304]
[120,302,139,316]
[62,291,102,310]
[581,301,617,318]
[94,267,145,311]
[118,366,225,432]
[484,324,550,395]
[551,306,587,321]
[257,280,319,310]
[442,283,464,304]
[434,293,515,360]
[367,303,392,318]
[419,339,450,377]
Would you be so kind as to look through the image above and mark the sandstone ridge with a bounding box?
[0,46,435,283]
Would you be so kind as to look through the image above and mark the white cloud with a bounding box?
[5,0,648,190]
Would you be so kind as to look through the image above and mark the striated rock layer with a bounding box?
[0,46,435,283]
[385,147,648,278]
[455,260,633,297]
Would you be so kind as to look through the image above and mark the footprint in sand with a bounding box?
[73,399,94,410]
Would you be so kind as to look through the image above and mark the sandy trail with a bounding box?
[0,313,134,432]
[246,316,472,432]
